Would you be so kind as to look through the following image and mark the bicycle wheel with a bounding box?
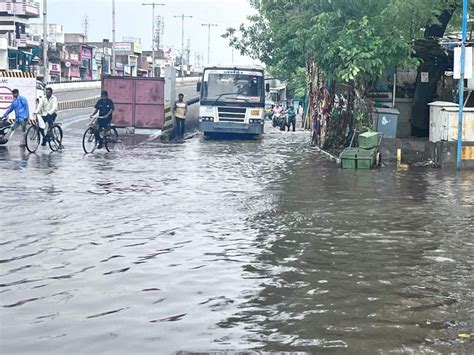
[48,125,63,151]
[104,127,119,152]
[25,125,40,153]
[82,127,97,154]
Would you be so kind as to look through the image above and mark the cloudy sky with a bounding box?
[36,0,257,66]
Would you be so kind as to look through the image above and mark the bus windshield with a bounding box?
[201,70,264,104]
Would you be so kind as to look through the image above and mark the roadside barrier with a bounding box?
[58,96,99,111]
[162,103,174,136]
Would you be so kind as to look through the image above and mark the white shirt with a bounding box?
[36,95,58,116]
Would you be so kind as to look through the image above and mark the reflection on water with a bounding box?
[0,127,473,354]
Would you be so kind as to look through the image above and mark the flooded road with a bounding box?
[0,114,473,354]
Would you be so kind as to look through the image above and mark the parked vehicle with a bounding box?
[36,80,45,104]
[0,120,11,144]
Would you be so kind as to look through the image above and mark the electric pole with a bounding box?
[174,14,192,77]
[201,23,217,65]
[83,15,89,41]
[112,0,116,75]
[143,3,165,77]
[42,0,49,82]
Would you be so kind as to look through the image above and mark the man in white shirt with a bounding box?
[35,87,58,146]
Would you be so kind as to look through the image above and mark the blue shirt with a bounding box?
[3,96,30,122]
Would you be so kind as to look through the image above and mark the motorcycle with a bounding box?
[0,120,11,145]
[272,113,287,130]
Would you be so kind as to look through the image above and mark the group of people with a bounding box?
[0,88,189,148]
[272,102,303,132]
[0,88,58,146]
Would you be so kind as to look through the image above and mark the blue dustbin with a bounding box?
[374,107,400,138]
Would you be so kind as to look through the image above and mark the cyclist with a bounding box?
[90,91,114,149]
[0,88,30,146]
[35,87,58,146]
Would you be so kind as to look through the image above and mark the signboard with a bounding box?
[421,72,429,83]
[128,55,138,67]
[0,86,13,110]
[454,47,473,79]
[80,47,92,59]
[114,42,132,52]
[49,63,61,74]
[204,69,264,81]
[133,41,142,54]
[69,53,79,62]
[0,76,37,116]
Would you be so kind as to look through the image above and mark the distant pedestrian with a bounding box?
[0,89,30,146]
[35,87,58,146]
[285,103,296,132]
[298,104,304,126]
[173,93,187,139]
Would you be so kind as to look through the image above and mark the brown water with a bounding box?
[0,121,473,354]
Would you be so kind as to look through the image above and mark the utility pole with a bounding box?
[42,0,49,82]
[143,3,165,77]
[201,23,217,65]
[155,16,164,57]
[83,15,89,41]
[112,0,116,75]
[174,14,192,77]
[457,0,468,169]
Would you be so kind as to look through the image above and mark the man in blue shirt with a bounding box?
[90,90,114,149]
[0,89,30,146]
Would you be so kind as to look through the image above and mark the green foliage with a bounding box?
[224,0,466,88]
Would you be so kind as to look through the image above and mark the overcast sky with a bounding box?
[36,0,257,66]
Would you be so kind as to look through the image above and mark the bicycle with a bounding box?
[25,119,63,153]
[82,116,119,154]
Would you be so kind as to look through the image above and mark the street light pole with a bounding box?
[143,3,165,78]
[457,0,468,170]
[201,23,217,65]
[112,0,116,75]
[42,0,49,82]
[174,14,192,78]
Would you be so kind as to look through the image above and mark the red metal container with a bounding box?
[102,76,165,129]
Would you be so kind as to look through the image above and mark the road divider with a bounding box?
[58,96,99,111]
[49,81,101,92]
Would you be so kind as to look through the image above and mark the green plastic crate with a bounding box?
[358,131,381,149]
[356,148,376,169]
[340,148,358,169]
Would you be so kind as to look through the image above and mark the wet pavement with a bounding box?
[0,113,473,354]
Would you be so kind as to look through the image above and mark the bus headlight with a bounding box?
[200,116,214,122]
[249,118,262,124]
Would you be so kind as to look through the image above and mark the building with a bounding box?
[0,0,40,72]
[30,23,65,45]
[85,39,112,79]
[64,33,86,44]
[113,39,143,76]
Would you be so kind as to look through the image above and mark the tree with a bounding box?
[225,0,469,146]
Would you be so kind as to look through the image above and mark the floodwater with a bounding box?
[0,121,473,354]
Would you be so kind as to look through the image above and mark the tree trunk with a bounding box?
[411,7,456,137]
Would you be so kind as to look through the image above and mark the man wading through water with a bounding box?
[173,93,187,139]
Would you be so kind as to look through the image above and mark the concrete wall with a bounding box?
[380,138,474,169]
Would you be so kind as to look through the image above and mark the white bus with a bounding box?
[197,66,269,137]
